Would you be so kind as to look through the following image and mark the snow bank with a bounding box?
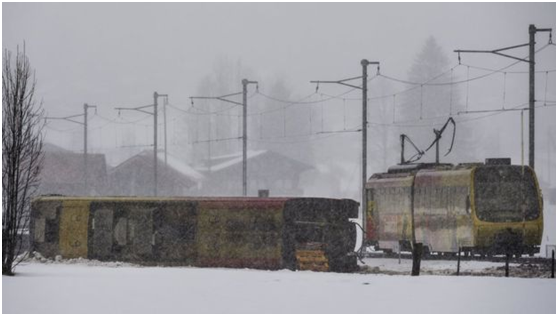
[3,262,555,314]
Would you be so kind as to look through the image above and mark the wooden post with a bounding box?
[411,243,422,276]
[552,250,555,279]
[505,253,510,277]
[457,247,461,276]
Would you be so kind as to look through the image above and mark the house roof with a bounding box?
[40,151,107,184]
[209,150,267,172]
[43,142,71,153]
[164,153,205,181]
[198,150,313,174]
[110,150,204,183]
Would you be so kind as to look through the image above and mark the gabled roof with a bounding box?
[209,150,267,172]
[110,150,204,183]
[198,150,313,174]
[43,142,71,153]
[164,153,205,182]
[40,151,107,184]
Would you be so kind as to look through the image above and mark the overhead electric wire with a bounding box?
[167,91,257,117]
[255,74,380,106]
[44,123,82,133]
[379,43,553,87]
[460,63,556,74]
[96,113,152,124]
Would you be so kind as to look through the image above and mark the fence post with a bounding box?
[411,243,422,276]
[552,250,555,279]
[505,253,510,277]
[457,247,461,276]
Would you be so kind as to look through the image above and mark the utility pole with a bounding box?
[242,79,258,196]
[115,92,167,196]
[45,104,97,195]
[83,103,97,194]
[311,59,380,251]
[528,25,553,169]
[191,79,258,197]
[454,24,552,169]
[154,92,159,196]
[163,95,168,168]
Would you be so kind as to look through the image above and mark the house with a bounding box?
[108,150,203,196]
[195,150,313,197]
[38,143,108,196]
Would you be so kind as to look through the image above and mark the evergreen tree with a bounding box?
[251,77,315,165]
[398,36,476,164]
[181,56,255,165]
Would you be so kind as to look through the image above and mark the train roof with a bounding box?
[372,159,518,179]
[384,163,454,175]
[32,196,357,208]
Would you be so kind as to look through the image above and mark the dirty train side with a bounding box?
[30,159,543,272]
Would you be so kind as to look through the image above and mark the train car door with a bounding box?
[88,201,155,262]
[127,205,154,259]
[58,200,90,259]
[153,201,197,264]
[90,207,114,260]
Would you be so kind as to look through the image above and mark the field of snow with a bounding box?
[3,259,555,314]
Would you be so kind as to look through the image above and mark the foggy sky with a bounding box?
[3,3,554,108]
[2,2,556,192]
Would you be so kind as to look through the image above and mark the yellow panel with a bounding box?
[197,207,283,260]
[59,200,90,258]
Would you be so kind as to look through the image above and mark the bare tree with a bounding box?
[2,46,44,276]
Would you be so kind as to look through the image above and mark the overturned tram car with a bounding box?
[30,196,359,272]
[365,160,543,256]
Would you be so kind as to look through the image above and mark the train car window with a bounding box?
[34,218,46,243]
[114,218,128,246]
[474,166,540,222]
[450,187,457,214]
[44,218,59,243]
[253,216,278,232]
[90,208,114,259]
[261,233,277,247]
[295,223,324,244]
[226,218,248,232]
[443,188,450,212]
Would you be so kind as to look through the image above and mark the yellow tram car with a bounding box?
[30,196,359,272]
[365,159,543,256]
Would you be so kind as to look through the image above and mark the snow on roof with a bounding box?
[111,150,204,182]
[43,142,71,153]
[202,150,267,172]
[162,153,205,181]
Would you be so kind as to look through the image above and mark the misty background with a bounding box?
[3,2,556,202]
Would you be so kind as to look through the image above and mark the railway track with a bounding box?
[362,251,554,265]
[360,251,555,278]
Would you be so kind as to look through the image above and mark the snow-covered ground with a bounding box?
[3,202,555,313]
[3,259,555,314]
